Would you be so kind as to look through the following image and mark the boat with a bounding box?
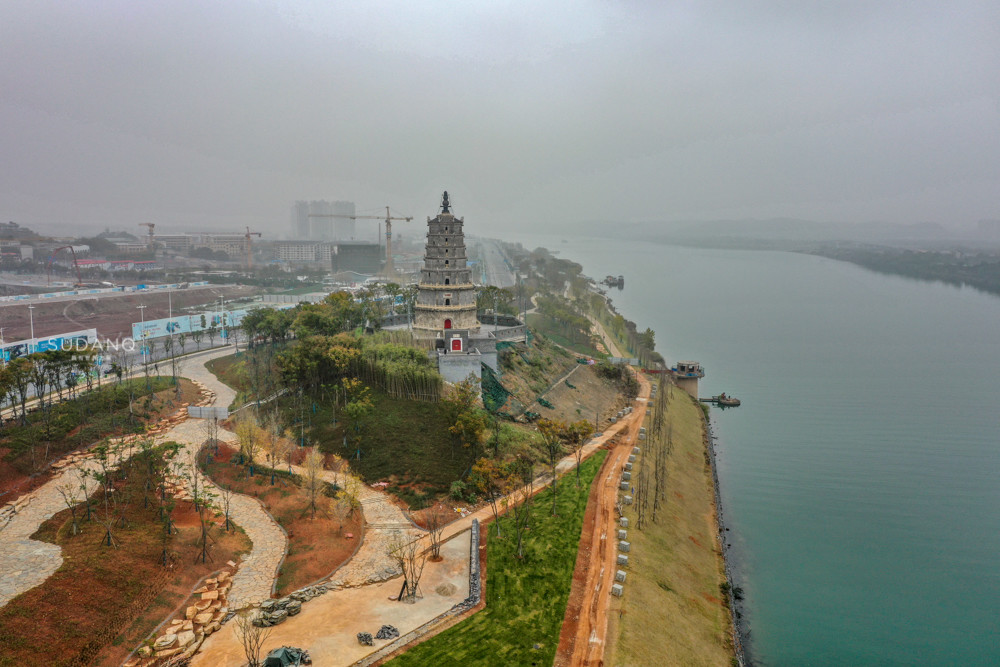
[699,393,741,407]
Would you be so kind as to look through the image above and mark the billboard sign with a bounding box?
[1,328,98,362]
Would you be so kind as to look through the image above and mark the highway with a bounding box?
[477,239,517,288]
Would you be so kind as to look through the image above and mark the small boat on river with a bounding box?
[700,393,741,407]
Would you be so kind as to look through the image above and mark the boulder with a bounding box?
[176,630,196,648]
[286,600,302,616]
[153,634,178,651]
[194,612,214,625]
[260,599,277,612]
[201,590,219,601]
[268,609,289,625]
[376,625,400,640]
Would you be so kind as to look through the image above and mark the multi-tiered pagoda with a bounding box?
[413,191,479,334]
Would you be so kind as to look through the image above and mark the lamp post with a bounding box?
[137,304,147,366]
[28,305,35,341]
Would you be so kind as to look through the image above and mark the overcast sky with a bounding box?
[2,1,998,236]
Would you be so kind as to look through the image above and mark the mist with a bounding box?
[2,1,997,236]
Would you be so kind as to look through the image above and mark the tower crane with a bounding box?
[244,226,262,271]
[139,223,155,252]
[309,206,412,279]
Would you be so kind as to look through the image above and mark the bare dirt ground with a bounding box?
[0,284,257,340]
[535,363,626,429]
[555,370,650,667]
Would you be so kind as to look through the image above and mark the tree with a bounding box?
[235,610,272,667]
[234,410,262,476]
[509,457,534,559]
[537,418,568,515]
[471,457,517,536]
[264,412,290,485]
[442,379,487,457]
[388,531,427,603]
[301,448,325,519]
[56,482,82,536]
[426,506,447,561]
[566,420,595,487]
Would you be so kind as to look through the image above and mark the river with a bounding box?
[507,234,1000,666]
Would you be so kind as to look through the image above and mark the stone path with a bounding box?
[286,464,425,588]
[0,348,287,611]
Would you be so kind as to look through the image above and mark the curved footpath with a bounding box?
[0,348,287,611]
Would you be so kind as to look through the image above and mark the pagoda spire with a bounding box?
[440,191,451,214]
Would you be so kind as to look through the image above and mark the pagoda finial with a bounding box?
[440,191,451,214]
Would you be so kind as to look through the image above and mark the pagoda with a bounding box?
[413,191,479,335]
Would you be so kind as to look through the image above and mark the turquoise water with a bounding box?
[514,236,1000,666]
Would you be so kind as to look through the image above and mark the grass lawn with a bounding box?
[526,313,605,359]
[390,450,608,666]
[606,385,734,667]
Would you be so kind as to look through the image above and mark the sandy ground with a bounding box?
[193,532,471,667]
[559,370,650,667]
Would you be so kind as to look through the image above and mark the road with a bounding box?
[476,239,517,288]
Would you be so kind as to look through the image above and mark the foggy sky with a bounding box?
[2,1,998,236]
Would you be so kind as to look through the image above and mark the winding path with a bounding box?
[0,348,288,611]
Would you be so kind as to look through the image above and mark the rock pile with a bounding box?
[375,624,400,640]
[357,632,375,646]
[126,564,237,666]
[253,595,305,627]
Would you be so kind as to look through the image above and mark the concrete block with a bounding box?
[624,462,632,471]
[639,427,646,434]
[618,529,628,540]
[618,540,630,552]
[611,583,624,597]
[619,517,629,528]
[646,409,651,415]
[628,455,636,463]
[617,554,629,566]
[615,570,627,583]
[619,481,629,491]
[623,495,633,505]
[638,433,646,440]
[610,417,617,424]
[622,471,631,481]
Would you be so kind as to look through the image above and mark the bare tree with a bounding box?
[264,412,291,485]
[510,458,535,559]
[56,482,82,536]
[426,506,447,561]
[234,409,262,476]
[234,610,272,667]
[388,532,427,603]
[219,484,235,532]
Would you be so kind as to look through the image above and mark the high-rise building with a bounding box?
[332,200,356,240]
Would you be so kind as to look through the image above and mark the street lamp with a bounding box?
[137,304,147,365]
[27,305,35,349]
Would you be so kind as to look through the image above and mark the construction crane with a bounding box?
[139,223,155,252]
[244,226,262,271]
[46,245,84,287]
[309,206,412,279]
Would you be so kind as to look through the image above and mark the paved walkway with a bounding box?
[0,348,287,611]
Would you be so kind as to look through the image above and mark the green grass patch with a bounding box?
[526,313,605,358]
[390,450,607,666]
[298,390,472,509]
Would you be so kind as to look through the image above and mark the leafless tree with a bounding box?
[510,458,535,559]
[234,610,272,667]
[388,532,427,603]
[426,506,447,561]
[56,482,82,536]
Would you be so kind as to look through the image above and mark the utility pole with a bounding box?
[28,305,35,344]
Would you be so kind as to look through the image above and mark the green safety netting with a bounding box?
[537,398,554,409]
[481,363,512,413]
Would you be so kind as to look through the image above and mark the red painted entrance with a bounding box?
[451,338,462,351]
[444,318,452,329]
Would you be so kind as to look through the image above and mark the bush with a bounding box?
[449,480,466,500]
